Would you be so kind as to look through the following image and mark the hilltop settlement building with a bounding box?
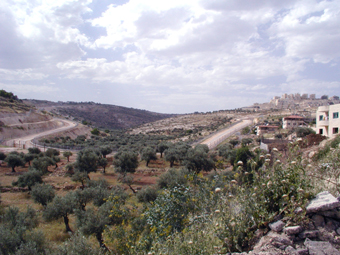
[316,104,340,138]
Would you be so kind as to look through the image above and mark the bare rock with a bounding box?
[285,246,297,254]
[306,191,340,214]
[269,220,285,232]
[294,207,304,214]
[304,238,340,255]
[285,246,308,255]
[336,227,340,235]
[325,219,339,231]
[319,209,340,220]
[296,248,309,255]
[299,230,319,239]
[252,231,293,254]
[308,151,316,158]
[284,226,304,235]
[312,214,325,228]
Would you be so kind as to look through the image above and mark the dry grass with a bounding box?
[1,192,41,210]
[0,165,28,186]
[40,219,72,243]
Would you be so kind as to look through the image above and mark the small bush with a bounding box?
[157,168,189,189]
[137,186,158,203]
[31,184,55,207]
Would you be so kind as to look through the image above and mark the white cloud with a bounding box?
[270,0,340,63]
[0,83,60,95]
[0,69,47,80]
[0,0,339,113]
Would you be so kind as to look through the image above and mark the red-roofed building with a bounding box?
[282,115,305,129]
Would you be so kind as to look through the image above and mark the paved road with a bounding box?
[200,118,253,149]
[4,119,77,150]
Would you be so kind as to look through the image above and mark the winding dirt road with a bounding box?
[200,118,253,149]
[4,119,77,150]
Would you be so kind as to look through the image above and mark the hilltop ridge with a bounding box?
[24,99,176,130]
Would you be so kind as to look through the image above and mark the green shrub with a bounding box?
[31,184,55,207]
[137,186,158,203]
[12,170,43,190]
[295,127,315,138]
[157,168,189,189]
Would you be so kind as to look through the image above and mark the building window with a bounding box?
[333,128,339,134]
[319,115,323,121]
[319,129,323,135]
[333,112,339,119]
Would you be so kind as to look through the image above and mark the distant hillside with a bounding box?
[0,95,32,115]
[24,100,176,129]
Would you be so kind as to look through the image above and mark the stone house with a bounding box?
[282,115,305,129]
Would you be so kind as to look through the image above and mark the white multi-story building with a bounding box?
[316,104,340,138]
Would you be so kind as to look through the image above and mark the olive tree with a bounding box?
[31,183,55,207]
[0,206,44,255]
[12,170,43,190]
[98,157,108,173]
[183,146,215,173]
[76,199,128,249]
[4,154,25,172]
[71,170,89,189]
[0,152,6,166]
[141,146,157,167]
[45,148,60,158]
[157,142,170,158]
[63,151,73,162]
[28,147,41,155]
[43,194,76,232]
[164,147,178,167]
[76,148,100,176]
[113,150,139,176]
[31,156,55,174]
[99,146,112,158]
[24,153,36,166]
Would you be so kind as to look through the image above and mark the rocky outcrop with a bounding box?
[232,191,340,254]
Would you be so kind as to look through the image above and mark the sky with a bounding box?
[0,0,340,114]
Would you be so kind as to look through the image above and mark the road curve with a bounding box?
[4,118,78,150]
[200,119,253,149]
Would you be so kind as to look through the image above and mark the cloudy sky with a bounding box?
[0,0,339,113]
